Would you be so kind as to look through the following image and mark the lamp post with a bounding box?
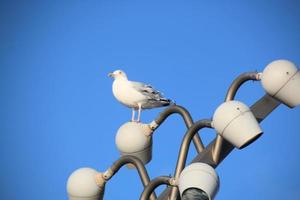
[67,59,299,200]
[212,72,261,163]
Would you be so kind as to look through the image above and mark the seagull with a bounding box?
[108,70,172,122]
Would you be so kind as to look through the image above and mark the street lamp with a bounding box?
[67,167,103,200]
[212,100,263,149]
[115,122,153,166]
[178,163,219,200]
[212,72,261,163]
[260,59,300,108]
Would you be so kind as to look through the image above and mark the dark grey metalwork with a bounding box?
[251,94,281,122]
[157,94,281,200]
[154,105,205,153]
[140,176,172,200]
[108,155,157,200]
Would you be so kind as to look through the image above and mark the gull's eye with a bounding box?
[118,71,122,74]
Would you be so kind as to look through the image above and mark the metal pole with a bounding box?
[153,105,205,153]
[157,94,281,200]
[140,176,172,200]
[107,155,157,200]
[169,120,212,200]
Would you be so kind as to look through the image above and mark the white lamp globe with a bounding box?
[179,163,219,200]
[115,122,152,166]
[67,167,101,200]
[261,59,300,108]
[212,101,263,149]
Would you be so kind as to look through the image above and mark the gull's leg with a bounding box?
[131,108,136,122]
[137,103,142,122]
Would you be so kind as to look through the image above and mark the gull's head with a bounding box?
[108,70,128,80]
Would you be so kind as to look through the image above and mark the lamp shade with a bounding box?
[67,168,102,200]
[115,122,152,166]
[261,59,300,108]
[179,163,219,200]
[212,101,263,149]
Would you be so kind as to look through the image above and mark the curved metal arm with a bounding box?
[213,72,260,163]
[140,176,172,200]
[225,72,260,101]
[152,105,205,153]
[169,119,212,200]
[104,155,157,200]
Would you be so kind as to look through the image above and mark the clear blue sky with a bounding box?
[1,1,300,199]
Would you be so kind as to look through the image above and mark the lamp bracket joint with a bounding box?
[256,72,263,80]
[169,177,178,186]
[149,120,159,131]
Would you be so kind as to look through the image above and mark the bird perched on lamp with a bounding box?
[108,70,173,122]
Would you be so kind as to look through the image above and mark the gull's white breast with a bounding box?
[112,79,146,109]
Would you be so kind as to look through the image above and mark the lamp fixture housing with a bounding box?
[67,167,102,200]
[261,59,300,108]
[178,162,219,200]
[115,122,152,167]
[212,101,263,149]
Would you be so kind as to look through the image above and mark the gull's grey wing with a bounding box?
[131,81,172,107]
[131,81,164,99]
